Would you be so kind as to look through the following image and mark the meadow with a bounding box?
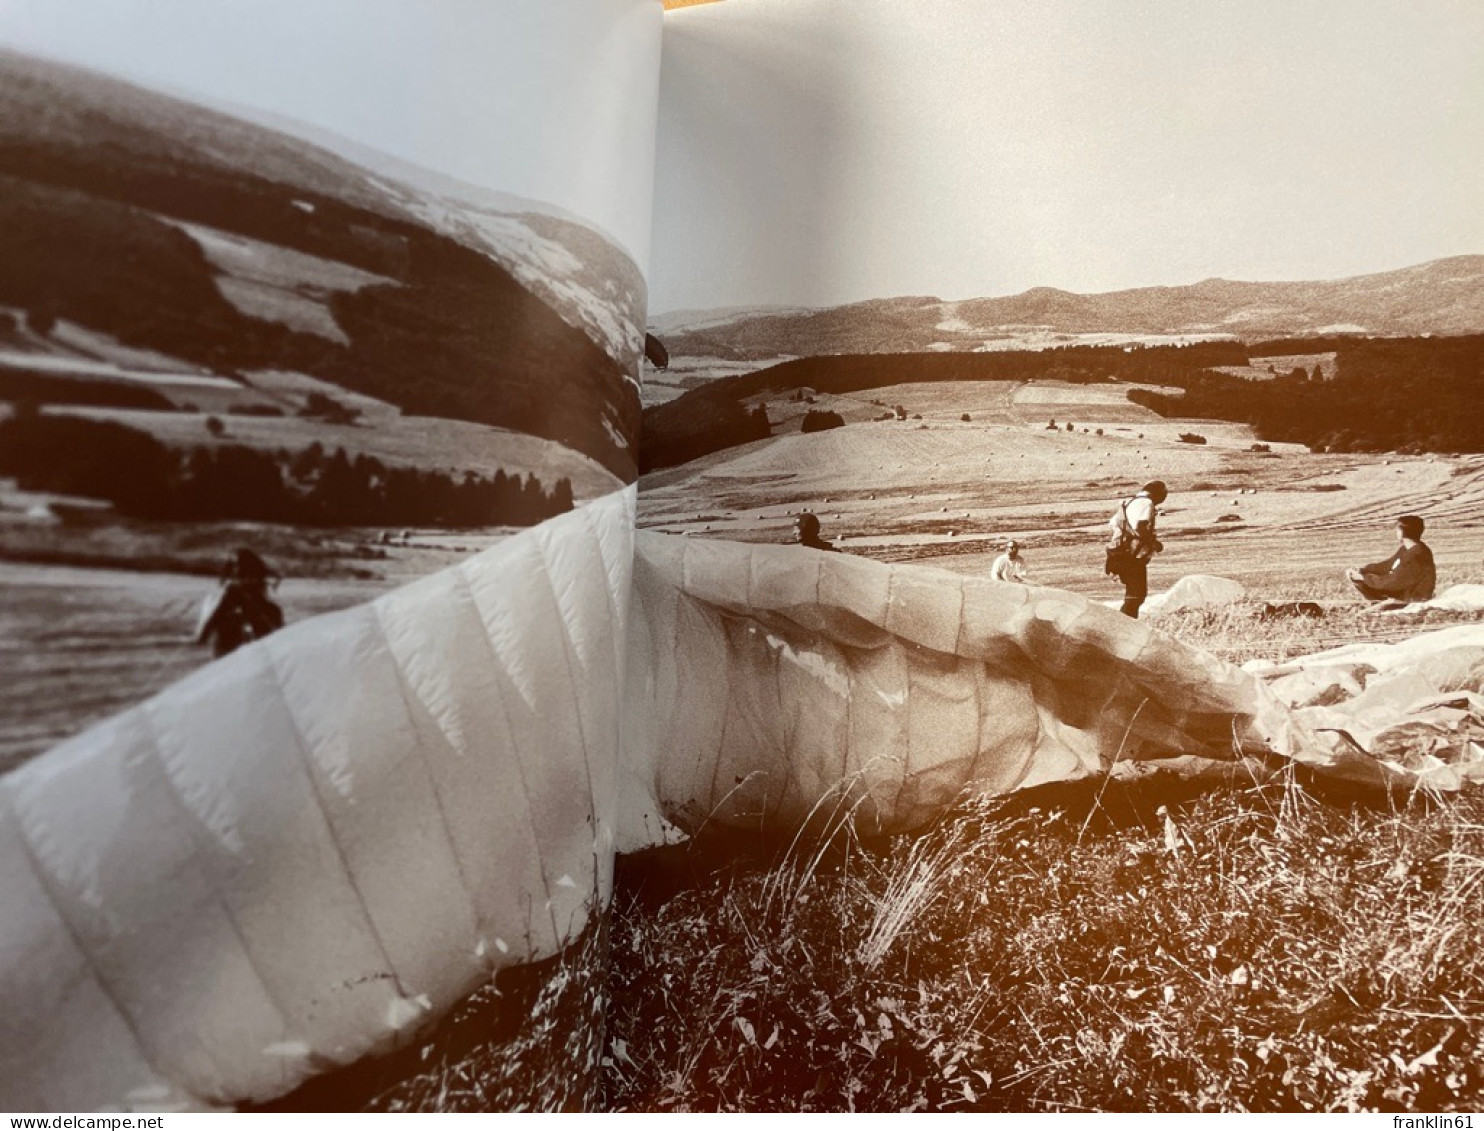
[638,377,1484,599]
[616,373,1484,1111]
[603,754,1484,1112]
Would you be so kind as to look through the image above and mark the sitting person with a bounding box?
[1345,514,1435,603]
[990,539,1028,583]
[794,512,836,552]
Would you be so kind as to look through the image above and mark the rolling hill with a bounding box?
[0,48,643,480]
[654,256,1484,362]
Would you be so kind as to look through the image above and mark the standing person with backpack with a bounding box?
[1105,480,1168,618]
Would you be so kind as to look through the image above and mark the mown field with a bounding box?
[0,520,515,769]
[638,378,1484,601]
[0,560,388,771]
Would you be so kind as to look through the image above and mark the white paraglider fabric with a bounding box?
[622,537,1307,839]
[0,489,636,1112]
[2,493,1481,1111]
[1140,574,1247,618]
[1249,623,1484,790]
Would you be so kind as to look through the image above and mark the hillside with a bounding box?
[641,342,1246,472]
[0,48,642,479]
[655,257,1484,362]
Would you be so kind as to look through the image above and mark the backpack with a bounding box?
[1103,497,1145,577]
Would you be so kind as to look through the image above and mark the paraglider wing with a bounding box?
[3,496,1471,1111]
[0,489,637,1111]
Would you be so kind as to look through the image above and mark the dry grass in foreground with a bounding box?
[603,772,1484,1112]
[1153,593,1484,665]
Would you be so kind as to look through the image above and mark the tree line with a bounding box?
[0,161,639,483]
[0,408,574,527]
[1127,334,1484,453]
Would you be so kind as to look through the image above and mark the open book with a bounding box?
[3,0,1483,1114]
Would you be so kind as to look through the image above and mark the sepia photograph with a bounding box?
[612,0,1484,1112]
[0,0,664,1114]
[3,0,1484,1117]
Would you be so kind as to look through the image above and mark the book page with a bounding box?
[623,0,1484,1113]
[0,0,661,1113]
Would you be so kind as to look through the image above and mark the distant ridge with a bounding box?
[656,256,1484,361]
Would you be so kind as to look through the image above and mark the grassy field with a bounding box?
[0,519,514,769]
[593,385,1484,1111]
[0,560,390,771]
[13,368,1480,1110]
[0,50,645,480]
[255,377,1484,1114]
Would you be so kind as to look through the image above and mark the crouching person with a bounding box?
[794,511,837,552]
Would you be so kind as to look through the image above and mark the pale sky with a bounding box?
[650,0,1484,314]
[0,0,664,269]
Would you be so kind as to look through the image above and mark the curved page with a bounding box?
[0,0,662,1112]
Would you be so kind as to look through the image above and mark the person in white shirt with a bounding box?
[990,539,1028,583]
[1104,480,1167,618]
